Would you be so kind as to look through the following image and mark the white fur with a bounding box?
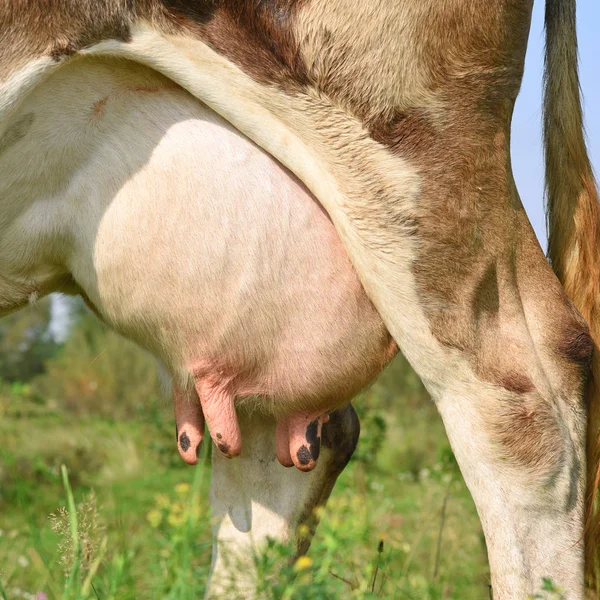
[0,56,58,134]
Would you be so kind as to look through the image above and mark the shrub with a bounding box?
[32,314,162,419]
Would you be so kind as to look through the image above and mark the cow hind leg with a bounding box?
[415,223,590,598]
[206,404,359,599]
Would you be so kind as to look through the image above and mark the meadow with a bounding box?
[1,299,493,599]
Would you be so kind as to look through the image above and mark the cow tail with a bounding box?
[544,0,600,588]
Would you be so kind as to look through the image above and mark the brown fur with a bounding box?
[0,0,134,78]
[156,0,309,89]
[559,320,595,374]
[544,0,600,588]
[494,390,564,473]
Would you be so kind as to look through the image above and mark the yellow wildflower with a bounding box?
[147,510,163,528]
[294,556,313,571]
[167,512,186,528]
[297,524,310,538]
[175,483,191,495]
[154,494,170,509]
[171,502,185,514]
[312,506,326,520]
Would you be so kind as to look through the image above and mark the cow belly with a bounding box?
[7,58,396,464]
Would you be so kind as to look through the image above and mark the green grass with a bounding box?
[0,360,491,599]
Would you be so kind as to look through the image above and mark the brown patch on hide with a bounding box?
[0,1,135,79]
[493,391,563,474]
[407,118,511,324]
[473,263,500,321]
[550,308,595,401]
[370,110,441,159]
[49,42,78,62]
[161,0,217,25]
[470,263,535,395]
[479,348,536,397]
[410,1,533,96]
[159,0,309,89]
[559,321,594,373]
[495,371,534,395]
[415,209,541,400]
[406,119,521,382]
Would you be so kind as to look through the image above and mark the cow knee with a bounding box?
[492,389,571,476]
[486,315,591,485]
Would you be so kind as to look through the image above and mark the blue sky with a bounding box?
[512,1,599,248]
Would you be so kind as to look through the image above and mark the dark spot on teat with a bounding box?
[216,433,222,439]
[217,442,230,455]
[179,431,191,452]
[297,445,311,466]
[305,419,321,461]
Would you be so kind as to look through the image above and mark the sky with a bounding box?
[511,1,599,248]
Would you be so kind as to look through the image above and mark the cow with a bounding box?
[0,0,598,598]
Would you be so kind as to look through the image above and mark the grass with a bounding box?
[0,359,491,599]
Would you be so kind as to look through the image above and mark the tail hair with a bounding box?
[544,0,600,588]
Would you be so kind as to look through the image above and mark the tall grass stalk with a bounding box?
[0,577,9,600]
[81,536,107,597]
[61,464,83,599]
